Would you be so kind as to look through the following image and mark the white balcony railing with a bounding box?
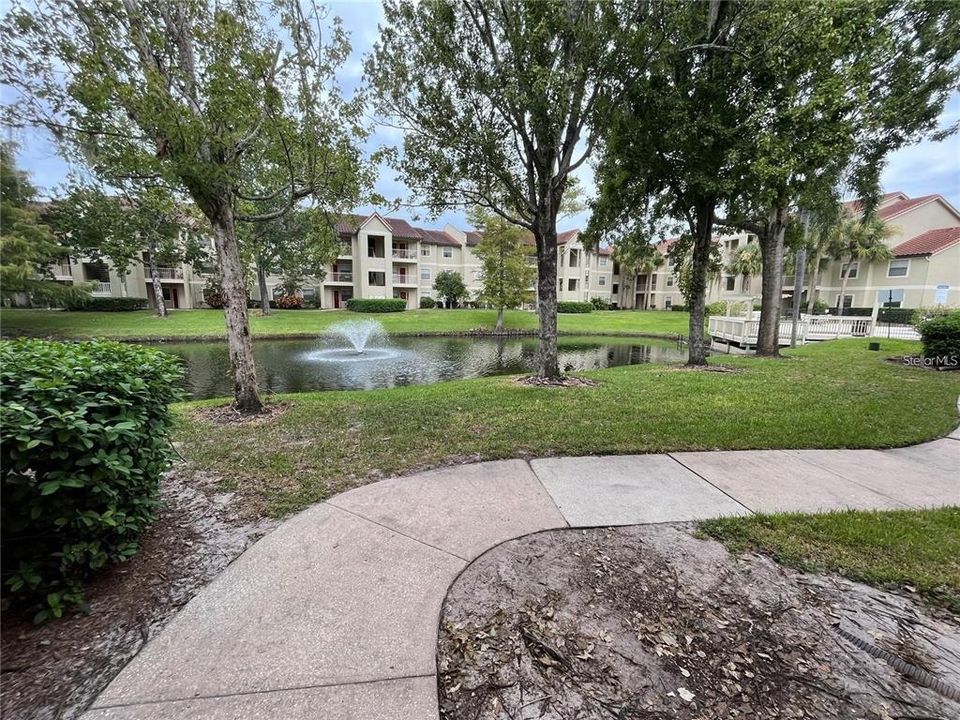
[392,274,415,285]
[155,267,184,279]
[92,281,112,295]
[51,263,73,277]
[330,272,353,282]
[392,249,413,259]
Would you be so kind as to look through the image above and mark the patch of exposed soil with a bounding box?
[0,465,275,720]
[516,375,599,388]
[438,525,960,719]
[192,400,290,425]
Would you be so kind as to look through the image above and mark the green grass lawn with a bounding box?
[700,507,960,611]
[172,339,960,516]
[0,307,689,340]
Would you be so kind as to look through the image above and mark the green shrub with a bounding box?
[670,304,687,312]
[202,278,227,309]
[589,297,611,311]
[1,339,184,620]
[274,294,305,309]
[63,296,149,312]
[916,311,960,363]
[419,296,436,309]
[705,301,726,316]
[877,307,914,325]
[810,300,829,315]
[557,301,592,313]
[346,298,406,313]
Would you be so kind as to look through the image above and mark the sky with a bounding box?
[4,0,959,235]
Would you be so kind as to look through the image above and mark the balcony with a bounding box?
[155,267,184,280]
[337,243,353,258]
[92,281,112,295]
[329,272,353,283]
[392,274,416,286]
[391,248,415,260]
[51,262,73,277]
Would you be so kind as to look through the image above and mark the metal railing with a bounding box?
[92,281,112,295]
[155,267,183,279]
[392,274,415,284]
[51,263,73,277]
[392,249,413,259]
[330,272,353,282]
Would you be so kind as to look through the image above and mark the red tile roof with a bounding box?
[334,213,424,240]
[876,194,939,221]
[557,229,579,245]
[465,231,483,247]
[892,226,960,257]
[416,228,460,247]
[843,191,908,213]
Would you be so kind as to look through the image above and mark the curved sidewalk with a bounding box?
[84,432,959,719]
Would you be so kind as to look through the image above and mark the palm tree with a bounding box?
[829,216,895,316]
[726,244,762,295]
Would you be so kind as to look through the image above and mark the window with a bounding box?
[887,259,909,278]
[840,261,859,279]
[421,246,431,257]
[650,275,657,289]
[599,275,606,286]
[368,271,385,286]
[665,298,673,309]
[666,275,674,287]
[612,284,619,295]
[568,249,580,268]
[730,239,739,251]
[599,256,608,266]
[877,288,904,308]
[442,247,453,258]
[472,270,482,280]
[725,276,735,291]
[568,278,577,291]
[836,294,853,309]
[420,268,431,281]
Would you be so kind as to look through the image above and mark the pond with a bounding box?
[156,334,686,400]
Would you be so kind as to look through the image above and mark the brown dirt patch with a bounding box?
[438,525,960,719]
[669,364,745,373]
[192,400,290,425]
[0,466,275,720]
[516,375,599,388]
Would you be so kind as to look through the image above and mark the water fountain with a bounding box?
[305,320,400,363]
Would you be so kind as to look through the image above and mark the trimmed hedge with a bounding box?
[589,297,612,311]
[1,340,184,620]
[916,311,960,364]
[64,296,148,312]
[346,298,406,313]
[557,301,592,314]
[419,296,437,309]
[274,294,305,309]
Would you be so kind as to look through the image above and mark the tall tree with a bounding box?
[0,144,83,305]
[470,209,536,332]
[2,0,370,413]
[366,0,654,378]
[718,0,960,356]
[589,1,755,365]
[726,244,762,295]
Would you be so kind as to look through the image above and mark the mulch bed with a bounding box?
[438,524,960,719]
[0,466,274,720]
[516,375,600,388]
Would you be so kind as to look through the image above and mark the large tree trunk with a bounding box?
[209,202,263,414]
[687,200,714,366]
[256,260,271,315]
[495,306,504,332]
[534,217,560,379]
[806,248,822,314]
[147,248,168,318]
[756,207,788,357]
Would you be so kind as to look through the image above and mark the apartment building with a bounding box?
[620,190,960,312]
[47,211,613,310]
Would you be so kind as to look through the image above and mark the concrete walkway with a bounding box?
[84,434,959,719]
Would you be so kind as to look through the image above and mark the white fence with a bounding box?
[709,314,919,347]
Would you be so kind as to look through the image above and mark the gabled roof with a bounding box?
[417,228,460,247]
[557,229,579,245]
[843,191,909,214]
[892,227,960,258]
[335,213,424,240]
[465,231,483,247]
[876,194,941,221]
